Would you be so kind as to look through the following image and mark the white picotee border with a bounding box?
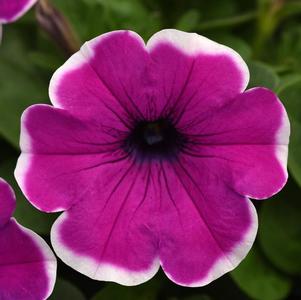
[49,30,145,109]
[241,88,290,200]
[49,51,87,108]
[51,199,257,288]
[16,29,288,288]
[51,211,160,286]
[14,104,67,213]
[162,198,258,287]
[49,29,249,113]
[10,219,57,300]
[146,29,250,93]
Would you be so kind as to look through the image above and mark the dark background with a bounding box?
[0,0,301,299]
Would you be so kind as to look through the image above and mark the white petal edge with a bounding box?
[161,198,258,287]
[275,98,290,169]
[49,51,86,108]
[51,211,160,286]
[146,29,249,92]
[11,218,57,299]
[268,94,290,198]
[244,88,290,200]
[15,152,68,213]
[15,106,66,212]
[49,29,248,107]
[49,30,145,108]
[0,0,38,23]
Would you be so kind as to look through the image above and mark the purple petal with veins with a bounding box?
[15,29,290,287]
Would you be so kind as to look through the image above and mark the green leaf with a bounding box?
[49,279,86,300]
[197,11,257,31]
[92,278,160,300]
[52,0,161,41]
[0,28,49,148]
[276,74,301,94]
[259,180,301,274]
[278,78,301,187]
[247,61,280,91]
[231,246,292,300]
[0,158,58,235]
[275,26,301,73]
[198,0,238,20]
[175,10,201,31]
[280,2,301,20]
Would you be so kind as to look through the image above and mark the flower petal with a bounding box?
[51,160,160,286]
[0,0,37,23]
[0,219,57,300]
[15,104,129,212]
[0,178,15,227]
[146,29,249,119]
[157,159,257,287]
[50,30,153,121]
[181,87,290,199]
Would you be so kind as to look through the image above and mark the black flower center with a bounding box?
[124,118,185,160]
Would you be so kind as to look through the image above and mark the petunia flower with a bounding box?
[0,178,57,299]
[0,0,37,39]
[15,29,290,287]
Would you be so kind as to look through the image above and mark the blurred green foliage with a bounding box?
[0,0,301,299]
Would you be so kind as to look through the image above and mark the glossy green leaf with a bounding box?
[231,246,292,300]
[259,180,301,274]
[49,279,86,300]
[247,61,280,90]
[0,158,58,234]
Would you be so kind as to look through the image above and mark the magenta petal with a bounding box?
[181,87,290,199]
[50,30,153,120]
[0,178,15,227]
[0,0,37,23]
[157,159,257,286]
[0,180,56,300]
[15,104,128,212]
[0,220,57,300]
[146,29,249,120]
[51,160,160,286]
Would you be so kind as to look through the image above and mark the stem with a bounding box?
[35,0,81,57]
[253,0,286,58]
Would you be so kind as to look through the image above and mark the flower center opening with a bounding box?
[124,119,184,160]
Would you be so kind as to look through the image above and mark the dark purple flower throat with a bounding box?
[124,118,185,160]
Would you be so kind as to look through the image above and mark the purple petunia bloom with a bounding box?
[0,0,37,39]
[0,178,56,299]
[15,29,290,287]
